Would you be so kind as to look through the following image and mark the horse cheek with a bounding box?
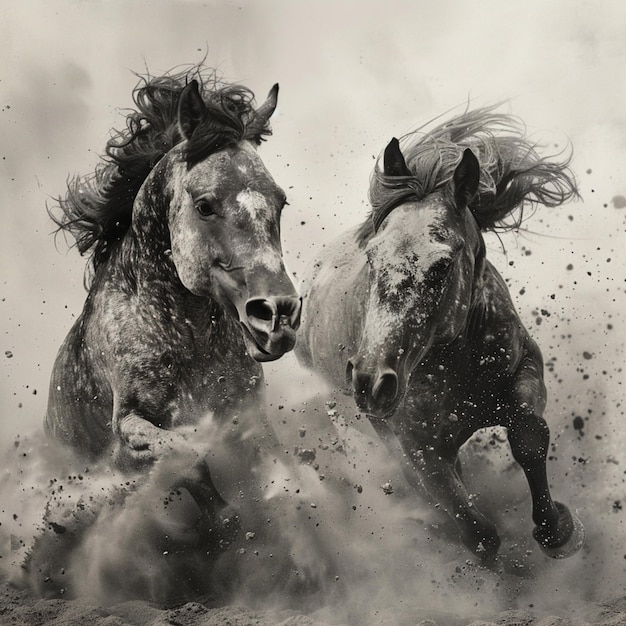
[170,218,215,295]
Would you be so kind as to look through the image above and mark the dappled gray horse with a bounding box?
[46,69,300,544]
[296,106,584,563]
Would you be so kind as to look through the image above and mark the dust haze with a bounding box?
[1,1,625,624]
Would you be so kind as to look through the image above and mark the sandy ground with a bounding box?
[1,578,626,625]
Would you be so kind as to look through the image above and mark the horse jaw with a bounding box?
[240,322,294,363]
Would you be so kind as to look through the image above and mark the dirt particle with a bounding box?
[296,448,316,464]
[381,481,394,495]
[611,195,626,209]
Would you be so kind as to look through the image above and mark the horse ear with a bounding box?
[178,80,207,140]
[383,138,412,177]
[255,83,279,125]
[247,84,279,141]
[453,148,480,208]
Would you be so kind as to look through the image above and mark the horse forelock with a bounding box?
[50,65,273,287]
[357,104,579,246]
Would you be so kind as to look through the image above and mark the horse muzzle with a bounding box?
[241,295,302,362]
[346,358,400,417]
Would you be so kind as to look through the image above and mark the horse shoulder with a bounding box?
[469,261,537,375]
[45,299,114,457]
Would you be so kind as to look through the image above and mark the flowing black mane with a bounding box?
[358,104,579,245]
[51,66,273,283]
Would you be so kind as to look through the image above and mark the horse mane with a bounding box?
[357,103,579,245]
[51,65,273,284]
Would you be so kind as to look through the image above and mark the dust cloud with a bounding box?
[1,278,625,626]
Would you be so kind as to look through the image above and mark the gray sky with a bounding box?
[1,0,625,443]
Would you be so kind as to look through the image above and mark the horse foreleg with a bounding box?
[114,414,194,468]
[173,459,241,551]
[417,446,501,563]
[507,347,585,559]
[370,418,500,564]
[115,414,240,550]
[506,412,584,558]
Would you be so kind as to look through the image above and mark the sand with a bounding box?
[1,577,626,625]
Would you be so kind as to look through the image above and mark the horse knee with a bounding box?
[111,438,157,472]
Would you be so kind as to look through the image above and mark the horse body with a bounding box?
[46,242,262,462]
[45,71,300,540]
[296,107,585,562]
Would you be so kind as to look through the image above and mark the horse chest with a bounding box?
[85,286,263,428]
[176,353,263,423]
[398,344,516,439]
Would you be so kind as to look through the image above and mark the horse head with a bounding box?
[161,81,301,361]
[348,140,484,416]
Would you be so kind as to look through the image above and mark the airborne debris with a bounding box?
[381,481,394,495]
[48,521,66,534]
[611,194,626,208]
[296,447,317,464]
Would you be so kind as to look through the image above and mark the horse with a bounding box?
[295,105,585,564]
[45,68,301,549]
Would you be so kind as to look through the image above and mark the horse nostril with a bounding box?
[246,298,276,324]
[274,296,301,330]
[245,297,301,333]
[372,370,398,407]
[287,297,303,331]
[347,361,398,416]
[346,359,355,388]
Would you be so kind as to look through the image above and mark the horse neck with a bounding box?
[120,166,224,337]
[127,163,172,278]
[462,227,491,334]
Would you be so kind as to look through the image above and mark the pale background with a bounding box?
[1,1,625,607]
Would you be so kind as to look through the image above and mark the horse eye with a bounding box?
[195,200,216,217]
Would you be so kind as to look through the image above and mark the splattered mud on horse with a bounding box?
[34,66,301,596]
[296,105,585,564]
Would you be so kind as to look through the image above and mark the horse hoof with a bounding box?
[465,527,501,565]
[533,501,585,559]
